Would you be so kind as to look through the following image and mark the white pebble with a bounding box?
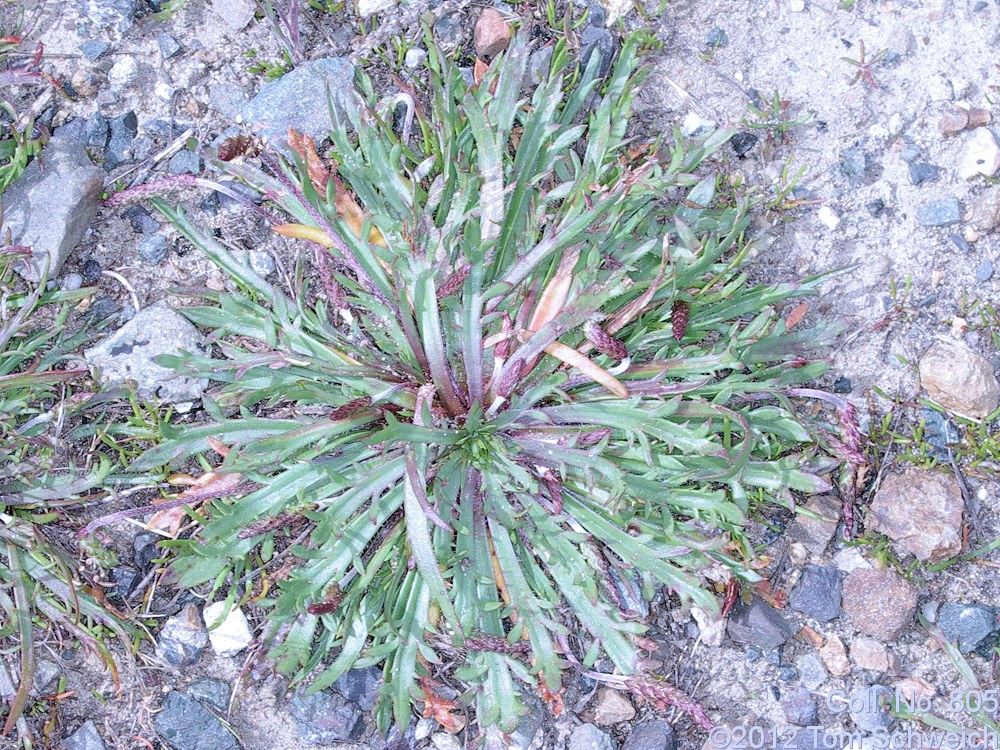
[108,56,138,89]
[834,547,870,573]
[681,112,715,137]
[789,0,806,10]
[357,0,395,16]
[818,206,840,229]
[203,601,253,657]
[959,127,1000,180]
[154,82,174,101]
[404,48,427,69]
[888,112,902,135]
[927,74,953,102]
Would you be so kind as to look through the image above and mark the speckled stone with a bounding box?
[842,567,917,640]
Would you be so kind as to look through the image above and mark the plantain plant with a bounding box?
[128,29,841,733]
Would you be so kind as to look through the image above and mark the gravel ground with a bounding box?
[5,1,1000,749]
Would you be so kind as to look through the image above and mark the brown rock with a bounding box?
[867,469,964,563]
[842,567,917,640]
[938,110,969,136]
[968,108,992,128]
[850,637,890,672]
[473,8,511,60]
[789,495,841,554]
[919,339,1000,419]
[798,625,825,649]
[592,687,635,726]
[969,185,1000,232]
[819,633,850,676]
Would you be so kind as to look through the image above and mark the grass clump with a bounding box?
[131,29,840,733]
[0,251,138,747]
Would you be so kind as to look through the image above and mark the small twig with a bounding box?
[100,270,142,313]
[948,449,981,542]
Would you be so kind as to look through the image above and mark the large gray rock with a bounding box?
[333,666,382,711]
[622,719,675,750]
[727,597,793,650]
[84,303,208,403]
[4,135,103,282]
[289,689,364,744]
[63,721,107,750]
[569,724,615,750]
[155,603,209,668]
[789,565,842,623]
[242,58,356,147]
[154,691,241,750]
[937,603,1000,654]
[84,0,139,34]
[209,0,256,30]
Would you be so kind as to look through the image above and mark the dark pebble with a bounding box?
[833,376,852,393]
[920,408,960,459]
[333,666,382,711]
[867,198,888,217]
[81,258,102,284]
[108,565,142,601]
[82,297,119,321]
[850,685,893,732]
[580,25,614,79]
[975,258,994,282]
[909,162,941,185]
[790,565,842,623]
[122,204,159,234]
[705,27,729,48]
[974,1,988,10]
[900,143,920,162]
[730,131,758,157]
[105,111,139,170]
[79,40,110,61]
[763,647,782,666]
[728,596,793,649]
[185,678,231,714]
[133,531,162,571]
[138,235,169,264]
[782,686,819,726]
[622,718,676,750]
[916,197,962,227]
[167,150,202,175]
[85,112,110,150]
[950,232,971,253]
[289,689,364,744]
[154,692,239,750]
[938,603,1000,654]
[62,721,106,750]
[779,666,799,682]
[158,32,182,59]
[745,647,762,662]
[839,146,872,185]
